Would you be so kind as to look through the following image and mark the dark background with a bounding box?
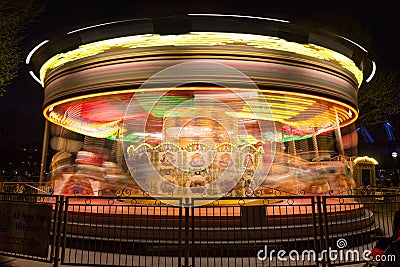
[0,0,399,176]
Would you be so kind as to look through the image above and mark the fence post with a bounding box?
[316,196,327,267]
[322,196,331,267]
[178,200,182,267]
[191,199,196,267]
[53,195,64,267]
[311,196,320,265]
[184,198,190,267]
[60,196,69,267]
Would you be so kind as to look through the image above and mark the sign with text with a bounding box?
[0,202,52,257]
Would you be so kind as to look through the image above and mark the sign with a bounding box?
[0,202,52,257]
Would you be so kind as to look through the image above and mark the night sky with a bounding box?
[1,0,399,144]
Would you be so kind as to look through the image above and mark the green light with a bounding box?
[137,94,192,118]
[107,133,144,143]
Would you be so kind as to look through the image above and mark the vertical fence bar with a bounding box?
[178,199,183,267]
[191,199,195,267]
[311,196,320,266]
[60,196,69,265]
[316,196,326,267]
[184,198,190,267]
[53,195,64,267]
[49,196,58,267]
[322,197,330,267]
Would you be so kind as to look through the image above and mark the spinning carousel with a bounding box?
[27,14,374,200]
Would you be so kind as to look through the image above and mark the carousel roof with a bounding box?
[27,15,373,139]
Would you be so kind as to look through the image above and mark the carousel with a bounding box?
[27,15,374,201]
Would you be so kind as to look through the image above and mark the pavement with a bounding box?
[10,257,367,267]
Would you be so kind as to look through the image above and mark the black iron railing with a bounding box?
[0,189,399,266]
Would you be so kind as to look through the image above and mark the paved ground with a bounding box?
[3,246,374,267]
[10,257,367,267]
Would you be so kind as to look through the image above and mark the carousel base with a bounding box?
[62,197,378,255]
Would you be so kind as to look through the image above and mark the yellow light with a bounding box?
[245,101,310,111]
[353,156,378,165]
[39,32,363,86]
[47,110,120,138]
[258,88,359,129]
[263,94,316,105]
[43,87,358,138]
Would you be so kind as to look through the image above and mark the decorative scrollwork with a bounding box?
[274,189,282,196]
[122,187,132,197]
[85,198,92,205]
[14,184,24,194]
[262,199,270,205]
[238,199,245,206]
[116,189,123,197]
[254,188,262,197]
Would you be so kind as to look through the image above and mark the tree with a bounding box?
[0,0,46,96]
[303,7,400,127]
[357,66,400,126]
[0,3,46,266]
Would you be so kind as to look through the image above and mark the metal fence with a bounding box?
[0,189,399,267]
[322,194,400,267]
[61,196,183,267]
[0,182,53,195]
[189,196,319,267]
